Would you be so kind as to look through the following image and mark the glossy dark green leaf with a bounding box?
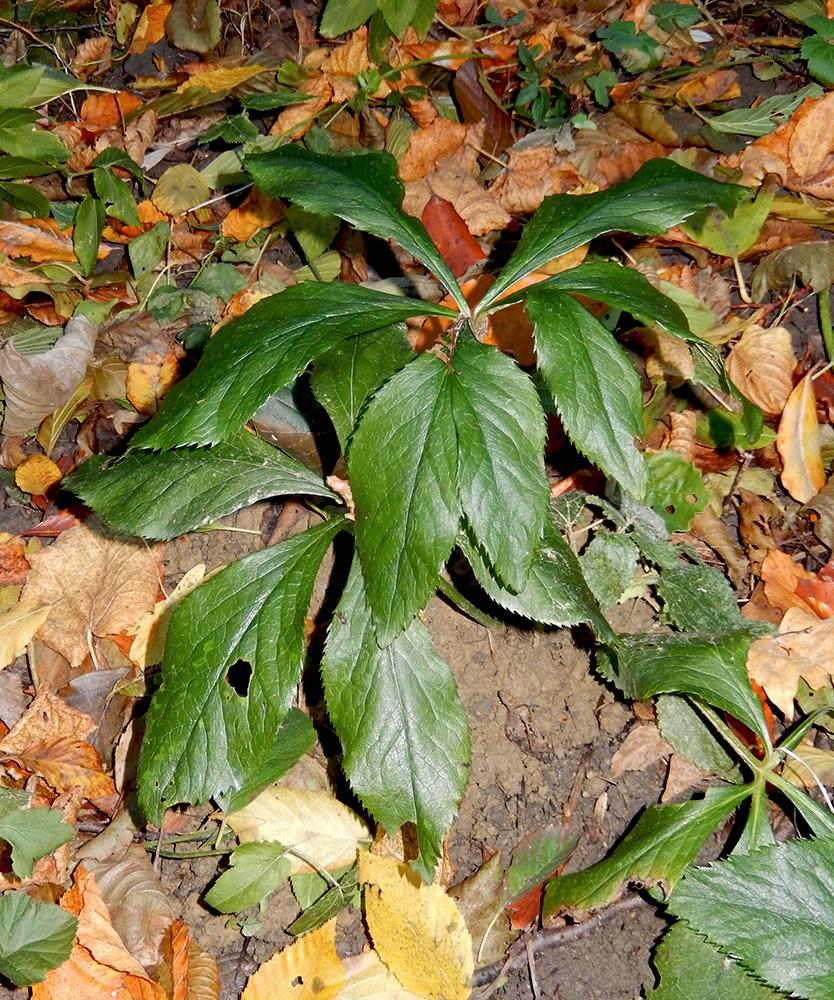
[132,283,456,452]
[350,353,459,644]
[65,430,337,540]
[245,146,466,310]
[526,285,647,497]
[0,893,77,986]
[310,324,413,454]
[668,838,834,1000]
[321,559,470,880]
[138,518,343,825]
[73,194,105,277]
[320,0,379,36]
[542,785,750,916]
[479,159,746,312]
[451,333,548,592]
[615,630,769,745]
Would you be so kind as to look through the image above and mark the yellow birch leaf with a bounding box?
[777,372,826,502]
[126,351,179,414]
[176,64,271,95]
[338,951,426,1000]
[127,563,207,669]
[242,919,343,1000]
[358,853,473,1000]
[15,454,62,495]
[0,599,51,669]
[152,164,211,217]
[229,786,371,875]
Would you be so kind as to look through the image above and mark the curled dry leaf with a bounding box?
[747,607,834,718]
[71,36,112,81]
[15,454,62,496]
[31,864,165,1000]
[0,315,96,437]
[229,786,371,875]
[359,852,473,1000]
[777,372,826,503]
[20,523,162,667]
[781,739,834,791]
[725,324,795,415]
[760,548,818,618]
[609,723,672,779]
[241,919,343,1000]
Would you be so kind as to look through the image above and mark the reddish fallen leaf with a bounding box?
[80,92,144,131]
[421,193,486,279]
[0,539,30,585]
[21,505,86,537]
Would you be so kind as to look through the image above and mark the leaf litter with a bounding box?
[4,1,834,999]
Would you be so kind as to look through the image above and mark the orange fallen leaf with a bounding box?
[32,865,165,1000]
[15,454,63,496]
[221,185,283,241]
[0,537,30,585]
[126,351,179,414]
[777,372,826,502]
[421,193,487,280]
[270,75,333,140]
[130,2,170,55]
[674,69,740,107]
[760,549,818,619]
[80,92,144,130]
[0,219,79,263]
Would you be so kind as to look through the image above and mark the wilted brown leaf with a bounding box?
[20,523,162,667]
[9,734,117,803]
[777,372,826,503]
[609,723,672,778]
[0,315,96,437]
[0,537,30,586]
[448,852,518,967]
[725,324,796,416]
[71,36,112,81]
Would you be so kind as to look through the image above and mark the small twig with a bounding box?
[819,289,834,363]
[437,574,505,632]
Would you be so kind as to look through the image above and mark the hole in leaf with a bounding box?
[225,659,252,697]
[685,493,697,504]
[665,505,676,516]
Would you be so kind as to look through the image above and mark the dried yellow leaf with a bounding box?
[151,164,210,217]
[15,454,62,495]
[358,852,473,1000]
[242,919,343,1000]
[777,372,826,502]
[176,64,271,95]
[725,323,796,415]
[0,599,51,670]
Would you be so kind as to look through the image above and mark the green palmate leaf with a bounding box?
[73,194,105,278]
[542,784,750,916]
[498,262,692,339]
[320,0,379,36]
[525,286,647,497]
[479,158,746,311]
[460,506,616,643]
[245,147,467,311]
[350,353,459,644]
[138,518,342,825]
[668,838,834,1000]
[0,892,77,987]
[310,324,414,454]
[0,804,73,879]
[615,630,770,745]
[204,841,292,912]
[132,283,456,452]
[65,430,338,540]
[647,923,784,1000]
[321,559,470,880]
[450,332,548,592]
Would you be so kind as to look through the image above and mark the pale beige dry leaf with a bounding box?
[788,92,834,183]
[781,738,834,791]
[338,950,426,1000]
[777,372,826,502]
[0,686,95,753]
[20,523,162,666]
[88,844,176,970]
[128,564,206,670]
[747,606,834,718]
[0,315,96,436]
[242,919,343,1000]
[359,852,473,1000]
[71,35,112,80]
[725,323,796,415]
[229,786,371,875]
[0,598,51,669]
[661,754,710,803]
[447,852,517,967]
[609,724,672,778]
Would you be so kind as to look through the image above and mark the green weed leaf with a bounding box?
[656,562,760,633]
[579,531,640,608]
[321,559,470,880]
[73,194,104,278]
[310,324,413,454]
[480,159,746,311]
[93,167,141,228]
[128,220,169,278]
[542,785,750,915]
[0,892,77,987]
[65,430,337,540]
[138,518,342,825]
[615,630,770,744]
[350,353,459,644]
[0,790,73,879]
[655,695,737,778]
[245,146,467,310]
[668,838,834,1000]
[132,284,456,452]
[644,451,709,532]
[320,0,379,37]
[526,286,647,497]
[647,923,784,1000]
[451,333,548,592]
[204,841,292,912]
[503,825,578,906]
[0,108,69,162]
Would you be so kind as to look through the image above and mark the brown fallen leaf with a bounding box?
[20,523,162,667]
[270,75,333,139]
[725,324,796,416]
[609,723,672,778]
[242,919,343,1000]
[777,372,826,503]
[126,351,180,414]
[15,454,62,496]
[0,218,82,263]
[760,549,818,618]
[7,734,117,804]
[32,864,165,1000]
[0,599,51,670]
[0,537,30,585]
[0,315,96,437]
